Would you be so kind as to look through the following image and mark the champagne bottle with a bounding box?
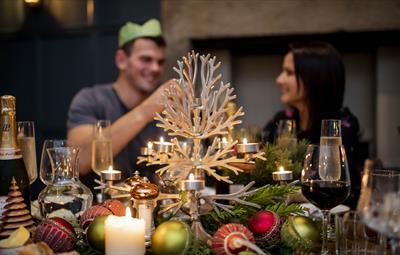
[0,95,30,218]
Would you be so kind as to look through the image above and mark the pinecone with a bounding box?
[0,177,34,237]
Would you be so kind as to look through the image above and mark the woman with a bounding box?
[262,41,362,208]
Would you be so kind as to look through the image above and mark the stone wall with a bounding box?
[161,0,400,77]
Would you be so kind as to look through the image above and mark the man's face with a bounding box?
[122,38,166,95]
[276,52,305,108]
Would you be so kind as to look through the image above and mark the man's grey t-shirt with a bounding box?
[67,83,163,188]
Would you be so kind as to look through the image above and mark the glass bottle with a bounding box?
[38,146,93,221]
[0,95,30,217]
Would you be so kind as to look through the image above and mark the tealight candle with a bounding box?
[272,166,293,182]
[101,166,122,181]
[140,141,153,156]
[153,137,174,153]
[237,138,259,153]
[218,137,229,149]
[179,173,205,191]
[105,207,145,255]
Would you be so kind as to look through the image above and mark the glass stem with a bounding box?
[390,238,400,255]
[321,210,330,255]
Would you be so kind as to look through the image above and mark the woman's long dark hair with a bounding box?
[290,41,345,142]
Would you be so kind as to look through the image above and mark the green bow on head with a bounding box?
[118,19,162,47]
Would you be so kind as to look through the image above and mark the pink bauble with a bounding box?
[33,217,77,253]
[212,223,255,255]
[80,205,112,229]
[248,210,281,241]
[102,199,125,216]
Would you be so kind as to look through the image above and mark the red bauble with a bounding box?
[80,205,112,229]
[33,217,77,253]
[102,199,125,216]
[212,224,255,255]
[248,210,281,241]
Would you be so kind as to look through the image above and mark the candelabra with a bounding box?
[96,51,266,245]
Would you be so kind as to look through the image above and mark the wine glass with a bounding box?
[17,121,37,184]
[301,144,351,254]
[91,120,113,175]
[357,168,400,255]
[276,119,297,148]
[39,139,68,185]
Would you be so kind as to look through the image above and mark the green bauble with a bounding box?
[86,215,107,251]
[151,220,192,255]
[280,215,320,252]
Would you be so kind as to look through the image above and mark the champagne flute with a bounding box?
[91,120,113,175]
[357,168,400,255]
[39,139,68,185]
[17,121,37,184]
[301,144,351,254]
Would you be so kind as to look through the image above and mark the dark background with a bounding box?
[0,0,161,197]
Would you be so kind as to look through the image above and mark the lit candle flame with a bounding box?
[243,138,248,144]
[160,137,164,143]
[222,137,228,143]
[108,165,113,172]
[125,207,132,218]
[189,173,195,181]
[147,141,153,149]
[278,166,285,172]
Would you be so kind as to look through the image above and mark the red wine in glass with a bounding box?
[301,180,350,210]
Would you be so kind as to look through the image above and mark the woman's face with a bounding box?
[276,52,305,108]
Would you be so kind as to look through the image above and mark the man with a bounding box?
[67,19,174,188]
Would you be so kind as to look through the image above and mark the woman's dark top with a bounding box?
[261,107,364,209]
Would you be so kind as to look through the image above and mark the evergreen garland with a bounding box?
[227,139,309,186]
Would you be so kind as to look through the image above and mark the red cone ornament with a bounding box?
[212,223,255,255]
[248,210,281,241]
[33,217,77,253]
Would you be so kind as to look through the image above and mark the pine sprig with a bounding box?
[200,184,304,233]
[264,202,305,216]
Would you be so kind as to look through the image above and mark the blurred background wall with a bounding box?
[162,0,400,168]
[0,0,399,196]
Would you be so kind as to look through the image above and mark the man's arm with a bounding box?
[68,82,171,176]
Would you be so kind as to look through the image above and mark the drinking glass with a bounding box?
[335,210,387,255]
[39,139,68,185]
[17,121,37,184]
[276,119,297,148]
[357,168,400,255]
[301,144,351,254]
[91,120,113,175]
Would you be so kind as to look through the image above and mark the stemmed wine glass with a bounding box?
[301,144,351,254]
[357,168,400,255]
